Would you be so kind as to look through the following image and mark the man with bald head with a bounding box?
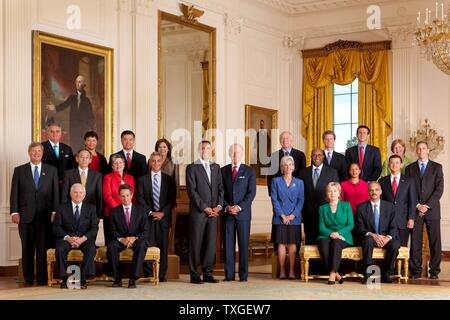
[267,131,306,196]
[53,183,98,289]
[300,148,339,244]
[47,75,95,151]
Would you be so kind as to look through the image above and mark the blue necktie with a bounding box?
[420,163,426,177]
[74,205,80,227]
[373,204,380,234]
[152,174,160,211]
[33,166,40,190]
[53,144,59,158]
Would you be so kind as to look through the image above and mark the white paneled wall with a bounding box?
[1,0,450,267]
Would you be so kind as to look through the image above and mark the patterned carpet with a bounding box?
[0,273,449,300]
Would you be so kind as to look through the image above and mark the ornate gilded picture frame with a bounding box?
[245,104,278,185]
[32,31,113,155]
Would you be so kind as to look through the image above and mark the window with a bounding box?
[333,79,358,153]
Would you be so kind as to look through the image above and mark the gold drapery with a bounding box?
[301,41,392,164]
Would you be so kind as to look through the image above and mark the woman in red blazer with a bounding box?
[102,154,135,245]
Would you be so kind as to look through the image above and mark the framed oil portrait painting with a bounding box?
[32,31,113,155]
[245,104,278,185]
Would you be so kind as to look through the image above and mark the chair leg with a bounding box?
[47,261,53,287]
[396,259,402,282]
[404,258,409,282]
[304,259,309,282]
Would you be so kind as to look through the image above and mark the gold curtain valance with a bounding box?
[301,40,392,164]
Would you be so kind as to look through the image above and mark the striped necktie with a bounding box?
[152,174,160,211]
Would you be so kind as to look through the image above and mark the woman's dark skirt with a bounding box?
[271,224,301,244]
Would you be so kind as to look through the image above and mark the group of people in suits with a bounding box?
[9,121,444,289]
[267,126,444,283]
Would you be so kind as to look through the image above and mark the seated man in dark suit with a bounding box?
[137,152,176,282]
[53,183,98,289]
[345,125,381,182]
[221,143,256,282]
[322,130,348,182]
[379,155,417,247]
[356,181,400,283]
[61,149,103,219]
[108,130,147,182]
[107,184,149,289]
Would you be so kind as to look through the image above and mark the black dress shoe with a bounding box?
[327,280,336,285]
[112,279,122,287]
[410,273,421,279]
[203,277,219,283]
[80,283,88,289]
[60,282,68,289]
[36,281,47,286]
[190,278,203,284]
[159,278,167,282]
[382,275,393,283]
[429,274,439,280]
[23,280,34,287]
[128,279,136,289]
[223,278,235,282]
[338,277,344,284]
[239,279,248,282]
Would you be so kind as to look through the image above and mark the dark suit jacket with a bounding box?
[10,163,59,224]
[345,144,381,181]
[267,148,306,196]
[53,202,98,241]
[300,165,339,224]
[379,174,417,229]
[355,200,398,240]
[137,172,176,229]
[94,152,109,175]
[221,164,256,221]
[186,161,224,214]
[323,150,348,182]
[61,168,103,218]
[108,150,147,182]
[42,140,75,182]
[405,161,444,220]
[109,204,149,241]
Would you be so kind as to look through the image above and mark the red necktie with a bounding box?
[392,176,398,196]
[359,146,364,168]
[232,166,238,182]
[125,207,130,228]
[126,152,132,169]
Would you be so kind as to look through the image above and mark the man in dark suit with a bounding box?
[405,141,444,279]
[345,125,381,182]
[53,183,98,289]
[61,149,103,218]
[379,155,417,246]
[46,75,95,151]
[322,130,348,182]
[10,142,59,286]
[300,148,339,244]
[267,131,306,196]
[186,140,224,284]
[221,144,256,282]
[355,181,400,283]
[107,184,149,288]
[137,152,176,282]
[108,130,147,181]
[42,123,76,184]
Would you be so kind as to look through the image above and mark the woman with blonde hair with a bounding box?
[381,139,413,177]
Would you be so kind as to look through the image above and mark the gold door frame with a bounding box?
[32,31,114,157]
[157,10,216,139]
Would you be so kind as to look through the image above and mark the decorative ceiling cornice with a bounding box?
[255,0,395,15]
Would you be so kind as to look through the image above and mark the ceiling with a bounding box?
[254,0,395,15]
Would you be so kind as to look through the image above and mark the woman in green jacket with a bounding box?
[381,139,414,177]
[318,182,354,285]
